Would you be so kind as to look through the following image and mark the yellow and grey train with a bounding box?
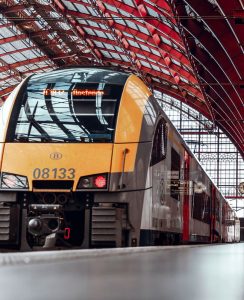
[0,67,239,250]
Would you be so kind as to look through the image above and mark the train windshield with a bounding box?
[8,68,129,143]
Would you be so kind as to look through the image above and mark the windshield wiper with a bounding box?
[14,133,81,142]
[14,133,112,143]
[14,134,51,142]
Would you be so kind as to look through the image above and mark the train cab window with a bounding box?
[170,147,181,200]
[7,68,129,143]
[150,119,168,166]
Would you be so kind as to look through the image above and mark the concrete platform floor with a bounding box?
[0,243,244,300]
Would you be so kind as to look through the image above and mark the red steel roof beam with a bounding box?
[0,34,27,45]
[0,56,50,73]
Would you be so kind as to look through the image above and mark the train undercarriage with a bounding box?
[0,191,133,251]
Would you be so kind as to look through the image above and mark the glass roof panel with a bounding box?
[73,3,90,14]
[161,68,171,76]
[77,19,87,26]
[94,41,105,48]
[137,24,150,35]
[87,6,99,17]
[128,39,140,48]
[100,43,115,51]
[123,32,134,39]
[104,3,119,13]
[22,40,35,50]
[140,44,151,53]
[152,64,161,71]
[0,44,15,53]
[98,24,108,31]
[104,32,114,40]
[100,50,112,58]
[136,53,147,60]
[113,16,126,26]
[161,36,172,46]
[171,58,181,67]
[141,60,152,68]
[120,54,130,62]
[22,50,41,59]
[151,48,161,56]
[123,0,135,7]
[1,54,23,64]
[94,30,108,39]
[110,52,122,60]
[0,27,15,38]
[84,27,96,36]
[147,6,159,18]
[86,20,100,28]
[114,45,123,52]
[125,20,138,31]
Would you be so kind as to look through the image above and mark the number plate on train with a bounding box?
[33,168,75,179]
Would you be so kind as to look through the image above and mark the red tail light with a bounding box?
[77,173,108,190]
[94,175,106,188]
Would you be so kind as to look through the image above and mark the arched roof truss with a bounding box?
[0,0,243,157]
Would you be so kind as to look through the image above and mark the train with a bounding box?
[0,67,240,250]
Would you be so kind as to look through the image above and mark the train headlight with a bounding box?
[1,172,29,190]
[77,173,108,190]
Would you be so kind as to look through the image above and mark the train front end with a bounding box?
[0,68,153,250]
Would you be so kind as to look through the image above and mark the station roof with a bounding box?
[0,0,243,157]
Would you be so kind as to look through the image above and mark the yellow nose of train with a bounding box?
[1,143,113,191]
[0,69,152,193]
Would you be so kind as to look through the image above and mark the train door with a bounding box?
[183,150,190,242]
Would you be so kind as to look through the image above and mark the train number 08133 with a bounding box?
[33,168,75,179]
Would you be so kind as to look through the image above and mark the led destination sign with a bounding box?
[43,89,105,96]
[72,89,104,96]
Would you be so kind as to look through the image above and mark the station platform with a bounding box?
[0,243,243,300]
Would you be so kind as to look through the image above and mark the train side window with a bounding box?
[170,147,181,200]
[192,192,210,224]
[192,192,203,220]
[150,119,168,166]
